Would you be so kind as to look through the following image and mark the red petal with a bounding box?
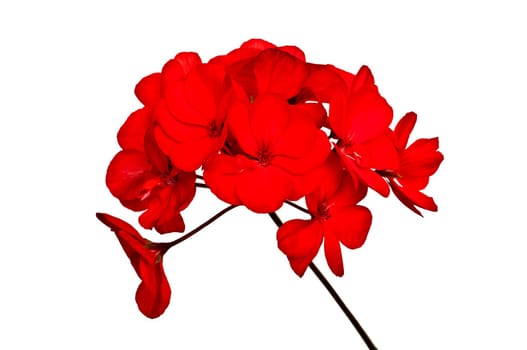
[135,73,161,106]
[344,90,393,144]
[390,180,438,215]
[323,230,344,277]
[203,154,244,206]
[117,108,151,151]
[240,38,276,50]
[161,52,201,93]
[154,126,223,172]
[352,133,399,170]
[336,146,390,197]
[253,49,308,98]
[402,138,444,177]
[105,150,159,202]
[95,213,154,264]
[135,261,171,318]
[326,205,372,249]
[226,100,258,157]
[236,165,292,213]
[277,219,323,277]
[393,112,417,150]
[250,95,290,149]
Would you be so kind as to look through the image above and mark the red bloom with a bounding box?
[386,112,444,215]
[277,153,372,277]
[330,66,399,197]
[96,213,171,319]
[107,103,196,233]
[154,59,232,172]
[204,94,330,213]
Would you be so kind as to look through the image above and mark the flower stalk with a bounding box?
[269,211,377,350]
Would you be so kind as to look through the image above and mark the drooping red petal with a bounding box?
[390,179,438,215]
[323,230,344,277]
[95,213,156,266]
[335,146,390,197]
[135,73,161,107]
[393,112,417,150]
[135,260,171,319]
[277,219,323,277]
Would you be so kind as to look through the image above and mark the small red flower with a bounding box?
[96,213,171,319]
[204,94,330,213]
[386,112,444,215]
[277,153,372,277]
[107,104,196,233]
[154,60,232,172]
[330,66,399,197]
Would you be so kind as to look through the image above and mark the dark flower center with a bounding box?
[208,120,222,137]
[317,201,331,221]
[257,146,272,167]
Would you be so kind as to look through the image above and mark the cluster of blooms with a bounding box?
[97,39,443,318]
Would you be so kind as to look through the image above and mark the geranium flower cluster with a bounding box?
[97,39,443,319]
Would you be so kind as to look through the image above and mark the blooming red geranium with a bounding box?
[98,40,443,348]
[384,112,444,215]
[96,213,171,318]
[330,65,399,197]
[277,153,372,276]
[106,74,196,234]
[204,94,330,213]
[154,53,233,172]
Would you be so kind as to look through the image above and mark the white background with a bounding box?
[1,1,526,349]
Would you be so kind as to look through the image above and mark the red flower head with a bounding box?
[385,112,444,215]
[154,54,234,172]
[203,94,330,213]
[106,74,196,234]
[277,153,372,277]
[96,213,171,319]
[330,66,399,197]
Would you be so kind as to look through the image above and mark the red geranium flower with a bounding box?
[277,153,372,276]
[154,58,232,172]
[204,94,330,213]
[106,81,196,233]
[385,112,444,215]
[96,213,171,319]
[330,65,399,197]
